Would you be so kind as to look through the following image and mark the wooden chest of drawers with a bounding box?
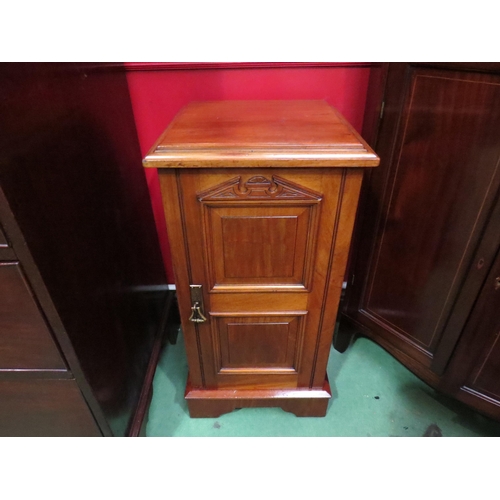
[144,100,378,417]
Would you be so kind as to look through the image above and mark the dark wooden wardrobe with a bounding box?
[341,63,500,421]
[0,63,169,436]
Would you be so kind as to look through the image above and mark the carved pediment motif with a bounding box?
[197,175,322,202]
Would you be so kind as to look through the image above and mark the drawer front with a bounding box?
[0,262,66,370]
[0,378,100,436]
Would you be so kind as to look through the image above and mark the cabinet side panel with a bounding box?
[311,170,364,387]
[158,171,204,387]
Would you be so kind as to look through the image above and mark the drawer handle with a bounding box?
[495,277,500,291]
[189,284,207,323]
[189,302,207,323]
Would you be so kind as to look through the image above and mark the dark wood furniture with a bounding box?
[144,100,379,417]
[341,62,500,421]
[0,63,169,436]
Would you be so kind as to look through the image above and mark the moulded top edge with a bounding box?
[143,100,380,168]
[143,150,380,168]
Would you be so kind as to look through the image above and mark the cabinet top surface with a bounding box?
[143,100,379,168]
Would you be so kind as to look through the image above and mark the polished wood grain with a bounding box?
[224,321,291,367]
[177,169,355,393]
[432,190,500,374]
[213,313,305,372]
[144,101,379,168]
[152,100,378,417]
[366,68,500,354]
[0,63,168,436]
[439,235,500,420]
[0,379,100,437]
[221,215,298,278]
[184,375,332,418]
[342,62,500,421]
[0,262,66,370]
[200,176,321,292]
[344,64,500,367]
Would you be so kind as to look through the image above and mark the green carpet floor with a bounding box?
[146,329,500,437]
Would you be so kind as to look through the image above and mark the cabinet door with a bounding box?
[162,168,362,390]
[344,64,500,371]
[441,246,500,420]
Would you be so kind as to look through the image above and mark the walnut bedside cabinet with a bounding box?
[144,100,379,417]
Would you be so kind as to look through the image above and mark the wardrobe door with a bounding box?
[344,63,500,372]
[441,244,500,420]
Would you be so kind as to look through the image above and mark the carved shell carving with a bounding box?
[197,175,322,202]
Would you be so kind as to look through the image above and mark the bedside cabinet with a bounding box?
[144,100,379,417]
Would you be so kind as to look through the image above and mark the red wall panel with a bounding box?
[125,63,372,282]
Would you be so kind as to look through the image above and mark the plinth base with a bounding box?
[185,376,331,418]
